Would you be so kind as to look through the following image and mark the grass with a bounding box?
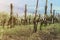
[0,23,60,40]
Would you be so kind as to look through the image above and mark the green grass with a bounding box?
[0,23,60,35]
[0,23,60,40]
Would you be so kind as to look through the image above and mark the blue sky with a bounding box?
[0,0,60,14]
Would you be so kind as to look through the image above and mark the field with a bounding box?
[0,0,60,40]
[0,23,60,40]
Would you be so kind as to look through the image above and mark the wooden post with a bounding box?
[10,3,13,17]
[10,3,13,28]
[53,10,55,23]
[24,4,27,24]
[50,3,54,24]
[53,10,55,17]
[43,0,48,26]
[35,0,39,18]
[50,3,53,23]
[33,0,39,32]
[44,0,48,20]
[29,15,31,24]
[25,4,27,20]
[33,17,37,32]
[45,0,48,14]
[50,3,52,16]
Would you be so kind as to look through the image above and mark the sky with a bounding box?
[0,0,60,15]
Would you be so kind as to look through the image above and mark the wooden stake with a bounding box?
[44,0,48,20]
[35,0,39,18]
[50,3,52,16]
[24,4,27,24]
[10,3,13,28]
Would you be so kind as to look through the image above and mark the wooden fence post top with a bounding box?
[25,4,27,6]
[10,3,13,10]
[25,4,27,11]
[51,3,52,6]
